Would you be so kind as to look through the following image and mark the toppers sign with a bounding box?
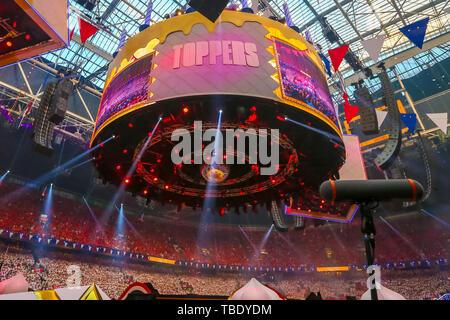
[172,40,260,68]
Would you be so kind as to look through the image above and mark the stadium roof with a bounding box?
[40,0,449,96]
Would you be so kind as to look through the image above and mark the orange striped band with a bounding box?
[330,180,337,202]
[408,179,417,202]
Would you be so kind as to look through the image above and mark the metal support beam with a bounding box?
[0,80,94,125]
[394,68,425,130]
[332,0,363,40]
[70,34,113,62]
[299,0,354,32]
[390,0,408,26]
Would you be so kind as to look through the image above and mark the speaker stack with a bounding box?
[49,79,73,125]
[33,82,57,155]
[354,85,379,135]
[374,67,402,169]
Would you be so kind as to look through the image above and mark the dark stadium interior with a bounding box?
[0,0,449,301]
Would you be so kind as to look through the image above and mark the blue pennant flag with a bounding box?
[399,18,429,49]
[320,53,332,77]
[400,113,417,133]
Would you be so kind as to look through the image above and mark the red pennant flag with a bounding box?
[344,103,359,123]
[69,26,76,44]
[78,17,99,44]
[328,44,349,72]
[343,92,349,105]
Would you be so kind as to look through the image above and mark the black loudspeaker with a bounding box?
[354,86,379,135]
[33,82,57,155]
[374,67,401,169]
[75,0,97,11]
[188,0,229,22]
[294,216,305,231]
[49,79,73,124]
[270,201,289,232]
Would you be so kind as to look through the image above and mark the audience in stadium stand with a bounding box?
[0,243,448,300]
[0,182,449,299]
[0,182,448,267]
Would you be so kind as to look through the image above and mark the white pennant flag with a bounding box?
[361,34,386,63]
[426,113,448,133]
[376,110,388,129]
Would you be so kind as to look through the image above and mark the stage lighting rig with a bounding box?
[320,17,340,43]
[75,0,98,12]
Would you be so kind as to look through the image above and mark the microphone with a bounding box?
[319,179,424,203]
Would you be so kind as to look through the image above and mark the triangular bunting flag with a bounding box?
[344,103,359,123]
[319,53,332,77]
[80,283,102,300]
[78,18,99,44]
[328,45,349,72]
[343,92,349,105]
[400,113,417,133]
[361,34,386,63]
[399,18,429,49]
[376,110,388,129]
[426,113,448,133]
[69,26,76,44]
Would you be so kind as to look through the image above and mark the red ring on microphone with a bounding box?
[408,179,417,202]
[330,180,337,202]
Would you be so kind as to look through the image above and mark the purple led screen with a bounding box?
[274,39,338,126]
[96,53,154,129]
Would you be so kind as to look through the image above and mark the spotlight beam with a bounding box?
[82,196,105,235]
[0,135,115,205]
[254,224,274,260]
[102,120,161,222]
[65,157,95,172]
[238,225,259,255]
[42,183,53,217]
[379,216,425,259]
[420,209,449,228]
[0,170,10,184]
[196,110,223,257]
[284,117,341,144]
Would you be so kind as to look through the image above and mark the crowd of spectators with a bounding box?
[0,243,447,300]
[0,182,448,268]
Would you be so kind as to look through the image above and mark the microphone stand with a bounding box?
[360,201,378,300]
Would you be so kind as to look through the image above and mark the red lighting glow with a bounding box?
[25,35,30,40]
[153,177,158,182]
[124,178,130,184]
[183,107,189,113]
[6,41,12,47]
[123,149,128,154]
[116,165,121,170]
[128,123,133,128]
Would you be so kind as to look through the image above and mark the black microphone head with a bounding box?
[319,179,424,203]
